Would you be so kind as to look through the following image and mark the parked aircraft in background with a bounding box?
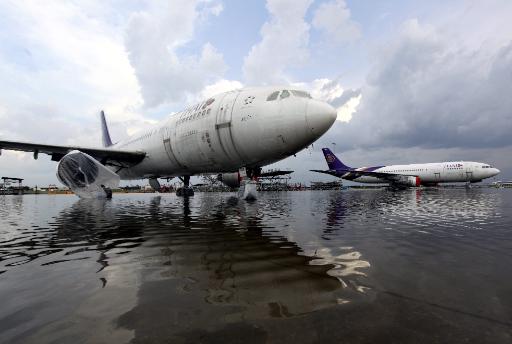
[312,148,500,187]
[0,87,337,199]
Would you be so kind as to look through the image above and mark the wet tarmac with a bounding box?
[1,189,511,343]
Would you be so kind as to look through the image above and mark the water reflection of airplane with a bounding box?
[324,192,348,230]
[50,197,344,295]
[111,195,370,342]
[0,197,144,272]
[10,195,368,342]
[52,199,150,273]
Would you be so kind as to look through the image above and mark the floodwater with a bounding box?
[1,189,511,344]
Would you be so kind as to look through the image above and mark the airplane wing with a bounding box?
[311,169,419,184]
[310,169,339,177]
[0,140,146,166]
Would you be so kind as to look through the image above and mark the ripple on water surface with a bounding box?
[0,189,511,343]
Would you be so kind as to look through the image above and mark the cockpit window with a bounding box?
[291,90,312,98]
[267,91,279,101]
[280,90,290,99]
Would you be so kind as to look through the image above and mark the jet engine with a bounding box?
[394,175,421,187]
[56,150,120,198]
[217,172,240,188]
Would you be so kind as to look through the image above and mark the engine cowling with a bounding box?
[56,150,120,198]
[394,175,421,187]
[217,172,240,188]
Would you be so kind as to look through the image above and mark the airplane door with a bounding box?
[215,91,242,162]
[466,167,473,181]
[163,126,186,169]
[434,172,441,181]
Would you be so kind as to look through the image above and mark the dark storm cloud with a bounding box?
[326,20,512,151]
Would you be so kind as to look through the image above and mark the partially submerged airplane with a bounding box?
[312,148,500,187]
[0,87,337,199]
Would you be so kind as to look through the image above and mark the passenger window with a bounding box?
[281,90,290,99]
[267,91,279,101]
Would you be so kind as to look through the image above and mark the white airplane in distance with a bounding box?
[312,148,500,187]
[0,87,337,199]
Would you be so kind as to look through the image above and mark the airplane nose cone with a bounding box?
[494,168,501,176]
[306,101,337,136]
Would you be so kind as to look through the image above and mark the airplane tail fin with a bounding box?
[321,148,352,170]
[100,110,113,148]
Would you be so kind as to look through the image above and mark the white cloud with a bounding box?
[312,0,361,44]
[0,1,159,185]
[0,2,143,121]
[208,3,224,16]
[292,78,361,122]
[243,0,313,85]
[0,104,6,120]
[0,0,151,152]
[311,79,344,102]
[200,79,244,99]
[125,1,227,108]
[336,93,361,122]
[0,1,230,185]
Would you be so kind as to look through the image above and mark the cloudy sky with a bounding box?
[1,0,511,186]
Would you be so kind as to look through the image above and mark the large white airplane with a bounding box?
[312,148,500,187]
[0,87,336,198]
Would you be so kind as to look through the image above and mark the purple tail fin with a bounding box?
[321,148,352,170]
[100,110,113,147]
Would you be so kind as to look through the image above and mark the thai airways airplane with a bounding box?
[0,87,336,198]
[312,148,500,187]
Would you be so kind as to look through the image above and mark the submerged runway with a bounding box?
[1,189,511,343]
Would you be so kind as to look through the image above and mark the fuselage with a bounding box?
[113,86,337,179]
[342,162,500,184]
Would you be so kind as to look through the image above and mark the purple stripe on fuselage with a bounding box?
[358,166,385,172]
[335,165,385,180]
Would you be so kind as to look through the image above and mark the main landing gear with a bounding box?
[238,167,261,201]
[176,175,194,197]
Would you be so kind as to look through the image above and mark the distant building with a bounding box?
[1,177,24,195]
